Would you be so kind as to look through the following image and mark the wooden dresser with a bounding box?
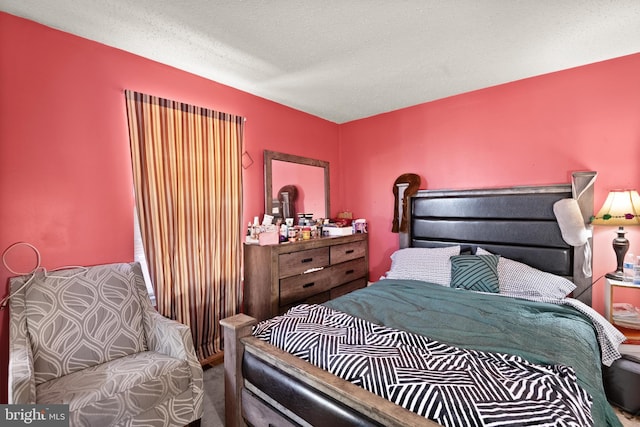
[243,233,369,321]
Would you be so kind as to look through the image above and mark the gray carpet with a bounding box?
[202,364,225,427]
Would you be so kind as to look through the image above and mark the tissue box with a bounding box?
[258,231,279,246]
[323,226,353,237]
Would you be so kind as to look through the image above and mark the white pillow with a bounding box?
[384,246,461,286]
[476,247,576,299]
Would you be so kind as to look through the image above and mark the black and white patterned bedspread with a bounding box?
[253,304,593,427]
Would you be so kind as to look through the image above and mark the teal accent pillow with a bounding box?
[450,255,500,293]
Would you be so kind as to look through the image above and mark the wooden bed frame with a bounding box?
[221,171,597,427]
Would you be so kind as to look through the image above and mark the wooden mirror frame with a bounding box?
[264,150,330,219]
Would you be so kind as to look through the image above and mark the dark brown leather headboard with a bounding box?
[396,172,596,305]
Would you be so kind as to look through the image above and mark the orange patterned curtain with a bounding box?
[125,90,243,360]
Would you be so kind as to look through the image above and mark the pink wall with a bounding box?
[0,12,339,403]
[338,52,640,313]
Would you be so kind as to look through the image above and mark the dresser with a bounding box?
[243,233,369,321]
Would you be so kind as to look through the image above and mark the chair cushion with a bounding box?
[36,351,191,426]
[23,263,147,384]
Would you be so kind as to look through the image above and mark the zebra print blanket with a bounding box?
[254,304,593,427]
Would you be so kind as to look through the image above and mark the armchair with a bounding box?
[8,262,203,426]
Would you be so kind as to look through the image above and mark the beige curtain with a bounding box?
[125,90,243,360]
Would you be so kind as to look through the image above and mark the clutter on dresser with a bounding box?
[354,218,368,233]
[247,213,325,245]
[323,225,354,236]
[246,215,280,245]
[246,213,368,244]
[322,216,368,237]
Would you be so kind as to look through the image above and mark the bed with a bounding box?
[222,171,626,427]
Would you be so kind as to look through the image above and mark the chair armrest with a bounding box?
[144,310,204,415]
[8,342,35,404]
[145,310,202,367]
[8,281,36,404]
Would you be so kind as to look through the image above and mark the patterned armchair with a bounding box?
[8,262,203,427]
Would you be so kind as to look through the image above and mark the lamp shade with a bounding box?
[591,189,640,226]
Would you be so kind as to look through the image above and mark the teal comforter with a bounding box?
[324,279,621,427]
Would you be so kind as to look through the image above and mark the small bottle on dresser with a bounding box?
[634,255,640,285]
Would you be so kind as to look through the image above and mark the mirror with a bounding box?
[264,150,330,221]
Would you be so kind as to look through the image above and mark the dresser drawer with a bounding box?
[330,278,367,300]
[279,248,329,278]
[330,240,367,265]
[244,234,368,321]
[279,291,331,315]
[330,258,367,286]
[279,267,333,306]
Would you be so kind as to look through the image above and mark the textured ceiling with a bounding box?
[2,0,640,123]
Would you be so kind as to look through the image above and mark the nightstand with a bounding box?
[604,278,640,344]
[603,279,640,415]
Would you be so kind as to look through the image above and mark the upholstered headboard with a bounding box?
[395,172,596,305]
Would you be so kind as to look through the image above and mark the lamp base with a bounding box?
[608,226,629,283]
[605,271,624,281]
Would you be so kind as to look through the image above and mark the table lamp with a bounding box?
[591,189,640,279]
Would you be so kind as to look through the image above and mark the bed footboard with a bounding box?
[221,314,439,427]
[220,314,256,427]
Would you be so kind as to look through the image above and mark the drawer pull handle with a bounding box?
[303,282,315,288]
[345,249,354,254]
[301,258,313,263]
[345,269,355,275]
